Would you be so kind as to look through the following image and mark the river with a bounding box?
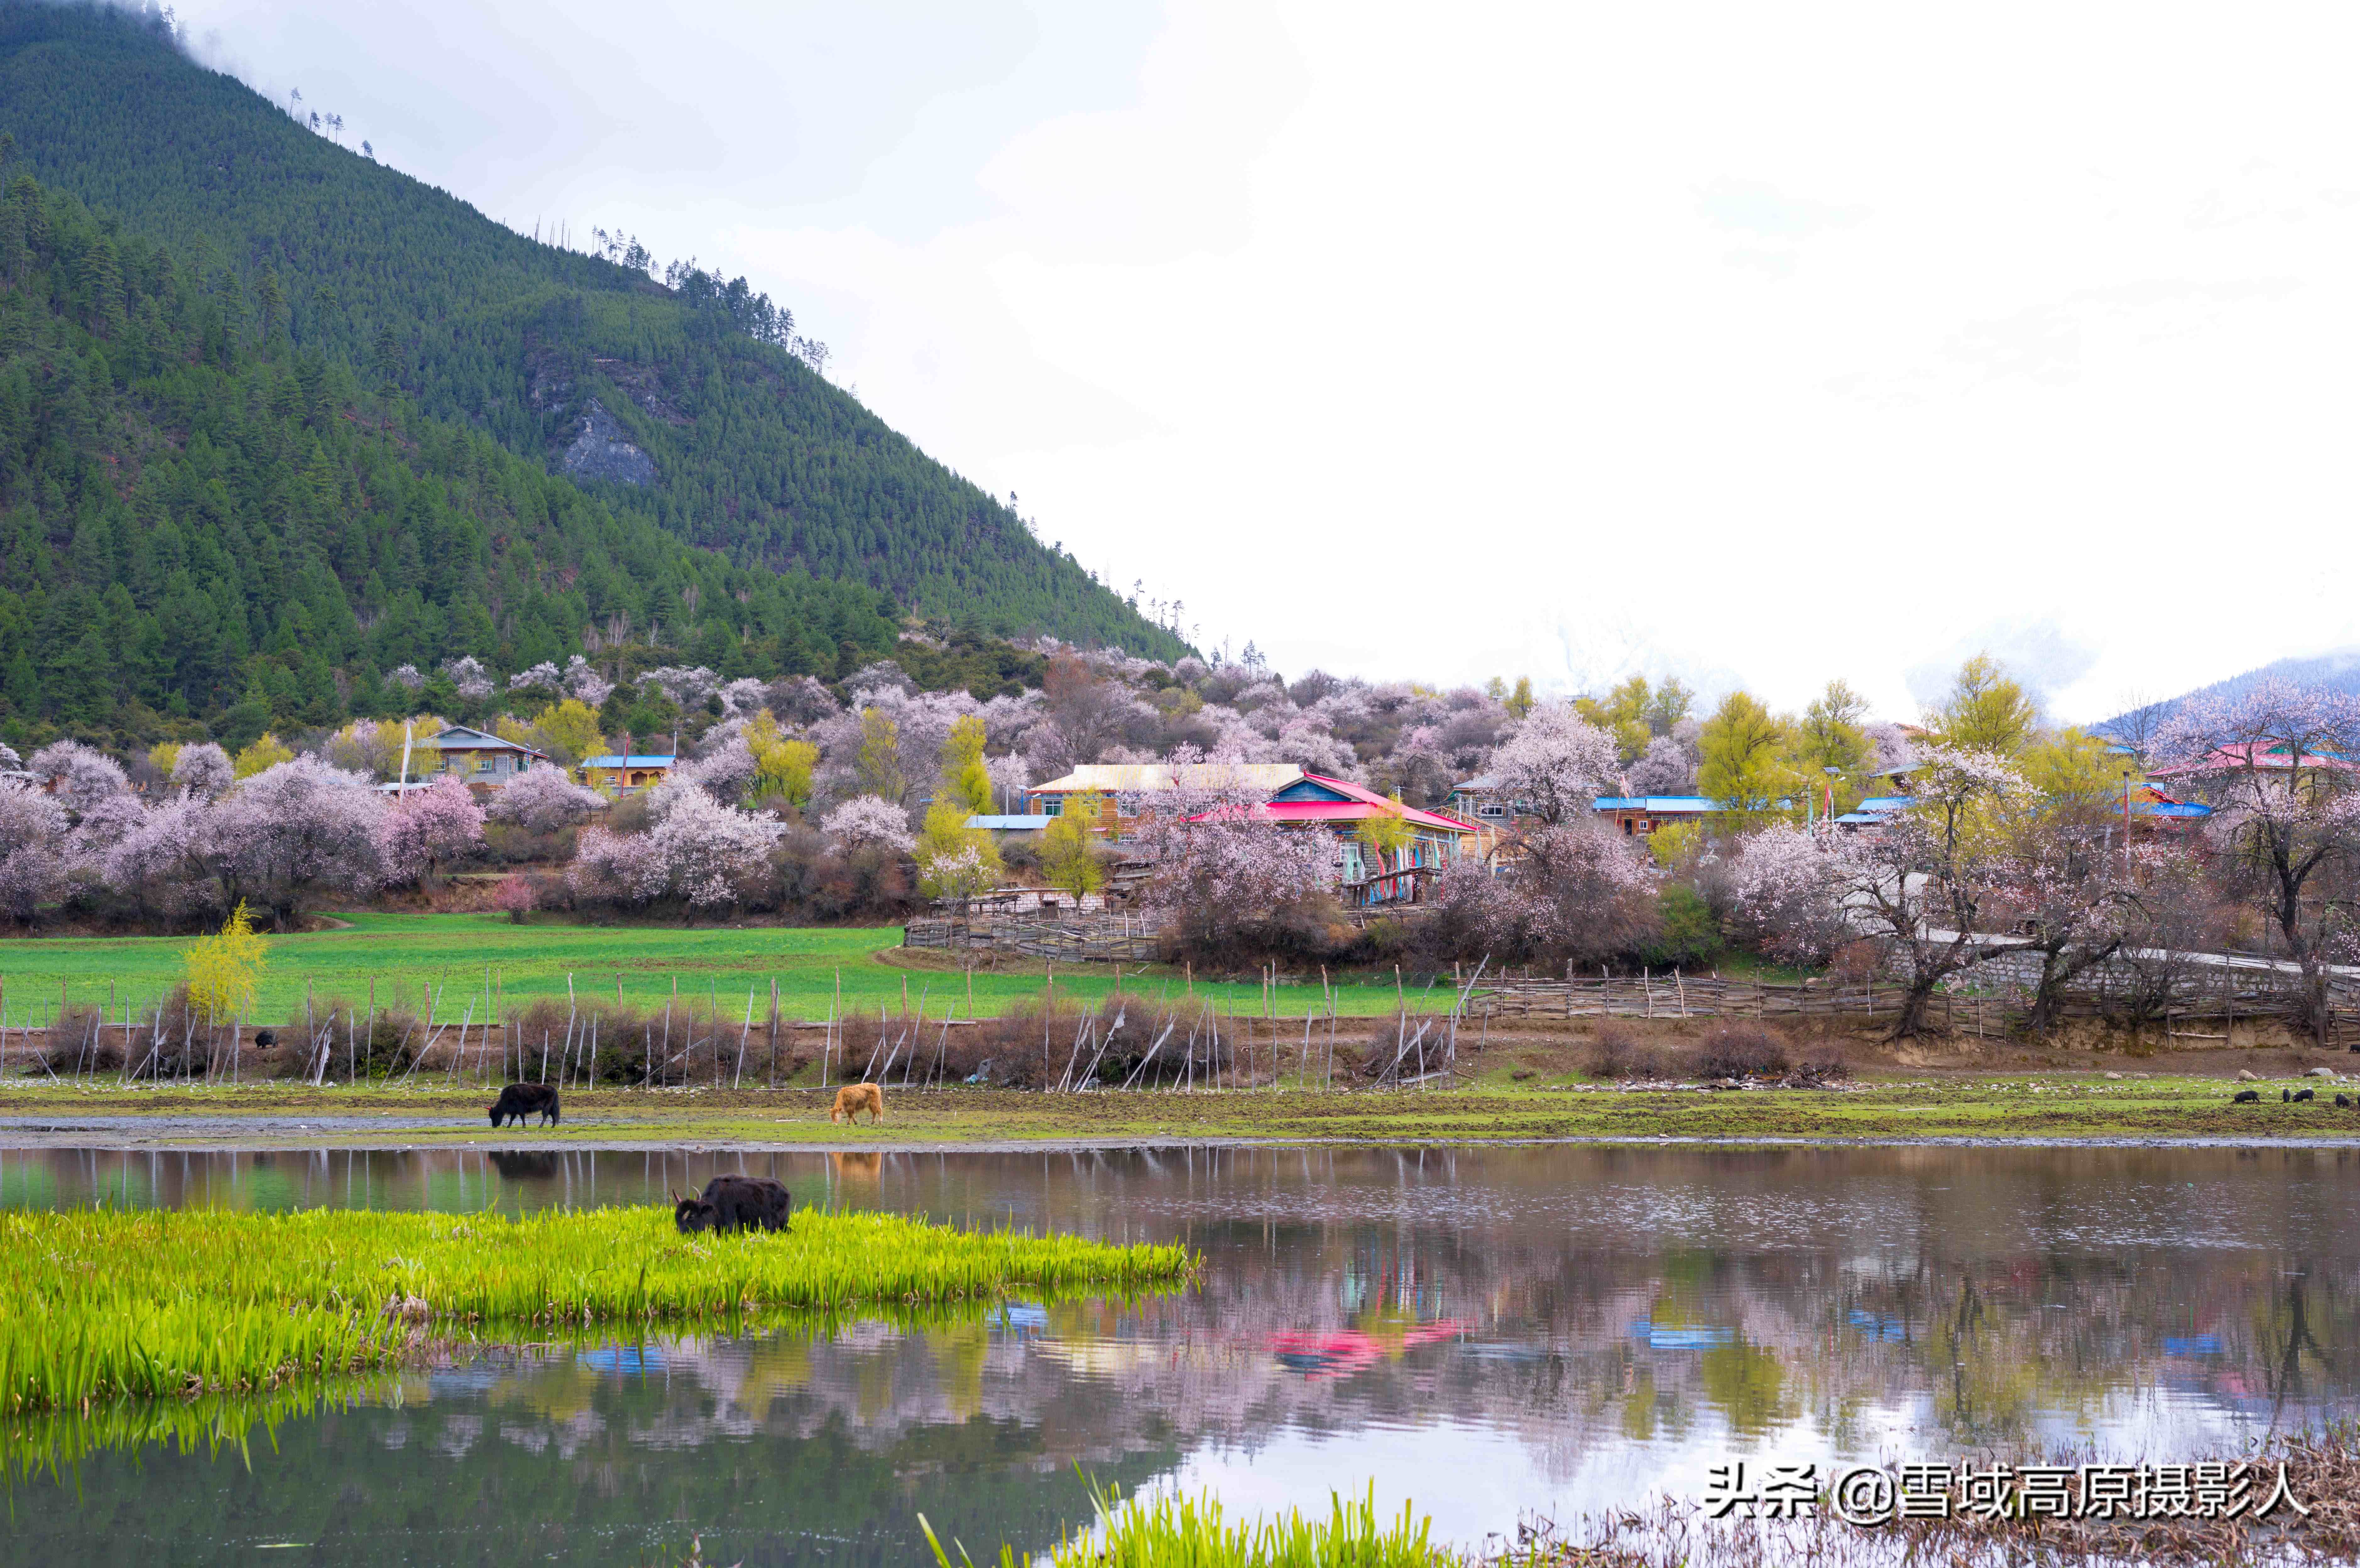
[3,1142,2352,1564]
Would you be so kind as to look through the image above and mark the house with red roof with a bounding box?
[1193,774,1481,907]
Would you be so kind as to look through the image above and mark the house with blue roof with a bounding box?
[577,754,677,793]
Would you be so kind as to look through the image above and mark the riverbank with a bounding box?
[2,1066,2354,1147]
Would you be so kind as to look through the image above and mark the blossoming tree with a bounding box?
[2153,680,2360,1039]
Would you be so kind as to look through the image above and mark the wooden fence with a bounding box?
[903,915,1163,964]
[1473,962,2360,1040]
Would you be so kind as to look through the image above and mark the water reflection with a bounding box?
[3,1144,2355,1561]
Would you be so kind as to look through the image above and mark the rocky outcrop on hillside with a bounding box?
[560,398,657,487]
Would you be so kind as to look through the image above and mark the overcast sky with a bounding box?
[173,1,2360,723]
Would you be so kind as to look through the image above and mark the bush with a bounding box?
[1694,1024,1789,1080]
[1585,1022,1661,1080]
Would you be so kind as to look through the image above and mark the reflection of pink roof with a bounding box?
[1267,1319,1467,1380]
[1184,774,1478,835]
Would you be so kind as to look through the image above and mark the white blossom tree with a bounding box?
[645,790,776,912]
[1488,704,1620,825]
[821,794,915,853]
[171,742,236,800]
[27,741,131,815]
[1827,746,2025,1038]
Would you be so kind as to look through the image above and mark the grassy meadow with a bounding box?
[0,912,1442,1031]
[0,1203,1191,1413]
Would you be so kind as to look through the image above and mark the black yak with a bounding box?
[489,1082,560,1127]
[674,1174,790,1234]
[2233,1089,2261,1103]
[2293,1087,2315,1103]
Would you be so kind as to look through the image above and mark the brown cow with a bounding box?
[830,1082,885,1125]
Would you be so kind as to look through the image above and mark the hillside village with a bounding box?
[12,625,2353,1048]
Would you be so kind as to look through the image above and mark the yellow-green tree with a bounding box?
[1931,654,2038,756]
[745,711,818,810]
[915,798,1002,904]
[233,733,295,779]
[147,740,181,777]
[1041,790,1106,901]
[2018,727,2122,805]
[1505,676,1537,721]
[1697,690,1794,826]
[1356,792,1414,875]
[532,698,606,767]
[1797,678,1871,778]
[183,901,266,1024]
[855,708,905,801]
[940,715,992,814]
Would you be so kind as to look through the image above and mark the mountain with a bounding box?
[0,2,1185,691]
[0,151,906,746]
[2095,647,2360,743]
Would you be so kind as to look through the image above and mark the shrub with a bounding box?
[1694,1024,1790,1080]
[1585,1022,1660,1080]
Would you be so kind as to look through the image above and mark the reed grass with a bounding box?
[0,1206,1191,1412]
[922,1482,1447,1568]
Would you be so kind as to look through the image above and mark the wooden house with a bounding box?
[423,725,548,788]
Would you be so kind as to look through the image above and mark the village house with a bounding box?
[1184,774,1481,907]
[576,753,677,794]
[420,725,548,789]
[1444,772,1525,827]
[1024,762,1306,832]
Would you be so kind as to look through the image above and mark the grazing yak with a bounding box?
[489,1082,560,1127]
[2340,1093,2354,1109]
[2233,1089,2261,1103]
[674,1174,790,1234]
[830,1082,886,1125]
[2293,1087,2316,1103]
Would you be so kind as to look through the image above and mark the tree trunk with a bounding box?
[1889,979,1939,1040]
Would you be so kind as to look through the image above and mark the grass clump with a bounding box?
[923,1482,1444,1568]
[0,1206,1191,1413]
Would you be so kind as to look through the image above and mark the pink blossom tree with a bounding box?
[2153,679,2360,1038]
[377,775,486,887]
[0,780,71,926]
[1487,704,1620,825]
[570,825,666,909]
[1129,761,1337,957]
[487,764,604,833]
[1432,820,1659,968]
[203,757,386,929]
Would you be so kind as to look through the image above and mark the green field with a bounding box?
[0,914,1433,1029]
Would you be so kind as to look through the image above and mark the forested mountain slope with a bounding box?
[0,0,1181,659]
[0,163,899,744]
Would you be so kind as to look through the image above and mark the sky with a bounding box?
[169,0,2360,724]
